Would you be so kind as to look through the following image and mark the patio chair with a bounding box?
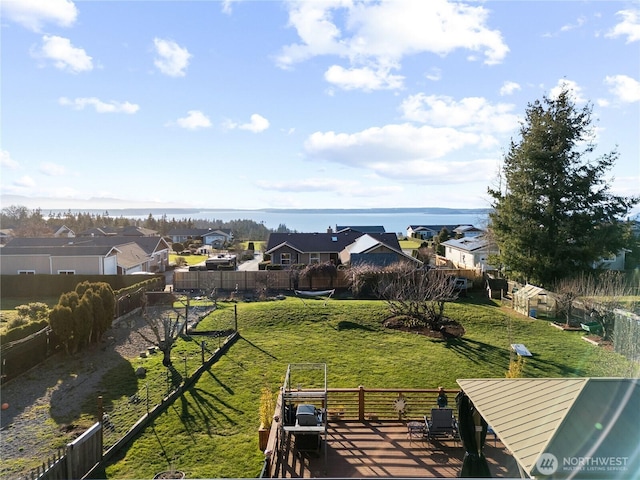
[424,408,459,446]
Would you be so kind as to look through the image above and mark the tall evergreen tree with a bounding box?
[488,87,638,287]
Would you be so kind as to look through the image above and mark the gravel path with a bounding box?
[0,314,152,480]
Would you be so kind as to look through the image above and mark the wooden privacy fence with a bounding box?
[174,270,347,292]
[173,269,481,293]
[1,327,56,384]
[20,422,102,480]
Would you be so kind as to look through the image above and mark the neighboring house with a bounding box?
[0,229,14,245]
[335,225,386,234]
[201,229,233,248]
[120,226,158,237]
[0,242,120,275]
[592,249,629,271]
[441,235,497,271]
[406,225,458,240]
[77,227,117,237]
[266,231,413,267]
[407,224,483,240]
[0,236,170,275]
[50,225,75,237]
[338,234,422,267]
[77,226,158,237]
[167,228,233,246]
[452,225,484,238]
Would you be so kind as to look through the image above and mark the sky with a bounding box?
[1,0,639,213]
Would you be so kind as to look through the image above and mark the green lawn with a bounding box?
[168,253,208,266]
[399,239,423,249]
[103,296,637,478]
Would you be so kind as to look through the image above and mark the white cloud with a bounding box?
[34,35,93,73]
[1,150,20,170]
[560,15,586,33]
[14,176,36,188]
[39,162,66,176]
[58,97,140,113]
[400,94,520,134]
[153,38,192,77]
[550,79,586,103]
[304,123,498,184]
[225,114,270,133]
[256,177,404,198]
[425,67,442,82]
[221,0,242,15]
[277,0,508,91]
[324,65,404,91]
[606,9,640,43]
[604,75,640,103]
[2,0,77,32]
[175,110,212,130]
[499,81,521,96]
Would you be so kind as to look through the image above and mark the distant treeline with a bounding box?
[0,205,294,241]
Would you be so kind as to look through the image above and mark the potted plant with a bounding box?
[153,456,185,479]
[258,386,275,451]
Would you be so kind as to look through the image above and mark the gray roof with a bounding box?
[441,236,490,252]
[335,225,386,233]
[3,236,169,255]
[266,231,399,254]
[458,378,640,478]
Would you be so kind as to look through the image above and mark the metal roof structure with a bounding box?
[457,378,640,478]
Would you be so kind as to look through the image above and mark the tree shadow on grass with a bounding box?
[442,337,510,371]
[335,320,374,332]
[239,335,278,359]
[50,355,138,424]
[204,370,234,395]
[179,387,242,436]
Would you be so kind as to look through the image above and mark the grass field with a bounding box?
[398,239,423,250]
[168,253,208,266]
[102,296,637,478]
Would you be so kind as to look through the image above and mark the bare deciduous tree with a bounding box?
[136,293,184,367]
[577,271,632,341]
[346,262,458,329]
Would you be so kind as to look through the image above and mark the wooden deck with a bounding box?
[274,421,521,478]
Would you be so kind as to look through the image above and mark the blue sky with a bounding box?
[1,0,639,213]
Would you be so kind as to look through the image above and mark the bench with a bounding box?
[581,322,603,335]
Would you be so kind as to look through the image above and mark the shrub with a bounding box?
[8,316,29,329]
[0,319,49,344]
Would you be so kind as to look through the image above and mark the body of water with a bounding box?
[186,209,490,234]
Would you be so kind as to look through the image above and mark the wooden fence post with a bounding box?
[358,385,365,421]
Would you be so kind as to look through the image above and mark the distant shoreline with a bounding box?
[39,206,492,216]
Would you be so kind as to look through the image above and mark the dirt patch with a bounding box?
[586,335,614,351]
[0,313,155,479]
[382,316,465,339]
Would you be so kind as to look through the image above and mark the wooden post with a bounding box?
[358,385,365,421]
[234,304,238,331]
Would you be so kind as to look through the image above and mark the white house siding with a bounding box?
[104,255,118,274]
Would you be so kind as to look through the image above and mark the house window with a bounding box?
[281,253,291,265]
[310,253,320,264]
[58,270,75,275]
[18,270,35,275]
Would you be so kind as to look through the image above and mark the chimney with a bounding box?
[327,226,333,234]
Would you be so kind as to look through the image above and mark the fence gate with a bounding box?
[66,422,102,479]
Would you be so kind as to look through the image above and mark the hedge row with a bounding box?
[1,274,165,298]
[0,319,49,344]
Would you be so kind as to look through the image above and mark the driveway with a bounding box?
[237,251,263,271]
